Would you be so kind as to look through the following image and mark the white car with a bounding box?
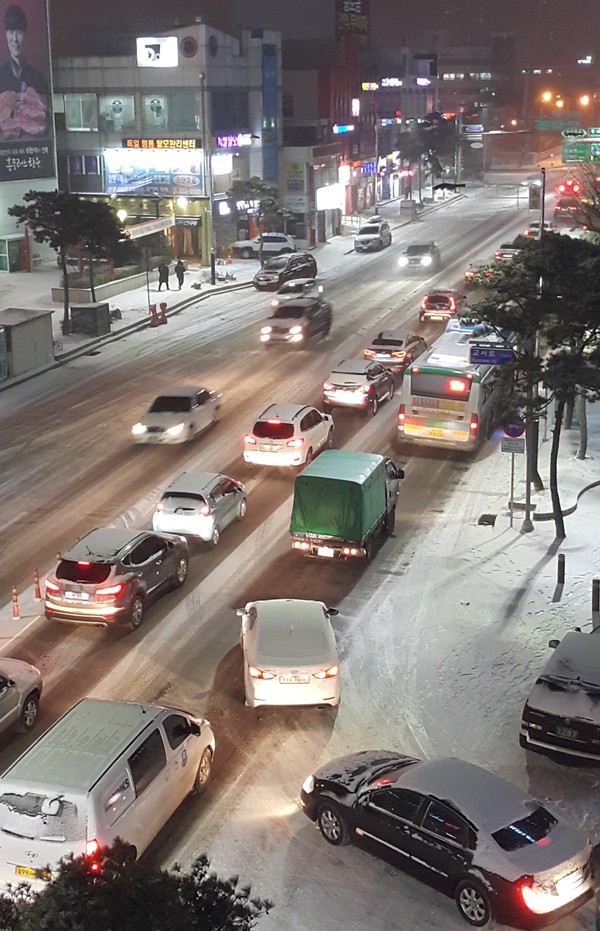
[270,278,323,309]
[523,220,556,238]
[231,232,296,259]
[0,660,42,736]
[152,471,246,545]
[132,386,220,444]
[243,403,334,468]
[238,599,340,708]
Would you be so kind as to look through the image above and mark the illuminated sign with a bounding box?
[381,77,402,88]
[362,82,379,91]
[315,183,344,211]
[380,118,402,126]
[352,98,360,117]
[136,36,179,68]
[123,138,201,149]
[416,77,431,86]
[333,124,355,134]
[105,147,204,196]
[360,161,375,174]
[335,0,369,38]
[215,133,252,148]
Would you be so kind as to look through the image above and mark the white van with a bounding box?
[0,698,215,887]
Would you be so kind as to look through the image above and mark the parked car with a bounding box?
[243,403,333,468]
[270,278,323,309]
[45,528,189,629]
[523,220,556,238]
[323,359,394,415]
[363,330,427,372]
[520,629,600,763]
[398,242,441,272]
[300,751,595,928]
[0,660,42,736]
[231,232,295,259]
[354,216,392,252]
[253,252,317,291]
[494,243,522,261]
[420,289,465,322]
[152,471,246,547]
[237,599,340,708]
[465,260,493,287]
[131,386,220,445]
[260,296,332,347]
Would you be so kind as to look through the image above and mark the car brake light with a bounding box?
[519,879,558,914]
[248,665,276,680]
[361,384,372,394]
[420,299,427,309]
[392,350,406,358]
[470,414,479,433]
[45,578,60,592]
[267,419,281,424]
[363,349,375,357]
[398,404,406,425]
[77,561,91,566]
[313,665,339,679]
[285,437,305,448]
[449,297,456,310]
[244,434,257,444]
[96,582,125,597]
[86,839,100,857]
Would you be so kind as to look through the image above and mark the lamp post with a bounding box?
[199,72,216,285]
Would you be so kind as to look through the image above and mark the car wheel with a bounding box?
[173,555,188,588]
[241,247,253,259]
[455,879,492,927]
[17,692,39,733]
[388,381,395,401]
[129,595,144,631]
[209,526,220,547]
[194,748,213,794]
[364,539,373,561]
[326,430,334,448]
[370,396,379,416]
[237,498,247,520]
[317,802,350,846]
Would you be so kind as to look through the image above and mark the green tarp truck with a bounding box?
[289,449,404,559]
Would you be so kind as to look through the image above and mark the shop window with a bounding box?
[98,94,135,132]
[169,91,200,131]
[64,93,98,131]
[84,156,100,175]
[68,154,84,175]
[142,94,168,132]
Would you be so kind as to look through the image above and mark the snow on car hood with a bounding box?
[314,750,417,791]
[527,679,600,724]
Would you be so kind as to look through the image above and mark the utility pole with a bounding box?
[373,103,379,214]
[455,107,463,185]
[199,72,216,286]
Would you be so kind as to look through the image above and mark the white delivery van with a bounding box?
[0,698,215,888]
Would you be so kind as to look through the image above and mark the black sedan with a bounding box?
[300,751,595,929]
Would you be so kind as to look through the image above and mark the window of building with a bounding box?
[169,91,200,131]
[211,90,249,133]
[142,94,168,132]
[282,95,294,119]
[64,93,98,131]
[98,94,135,132]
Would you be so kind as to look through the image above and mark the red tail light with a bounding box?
[363,349,375,357]
[449,297,456,310]
[392,350,407,358]
[77,561,91,567]
[248,665,276,680]
[449,379,468,393]
[267,419,281,424]
[45,578,60,592]
[313,664,339,679]
[420,298,427,310]
[398,404,406,425]
[86,838,101,874]
[244,434,257,444]
[286,437,305,448]
[470,414,479,434]
[96,583,125,597]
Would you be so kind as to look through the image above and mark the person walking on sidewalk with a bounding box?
[157,262,170,291]
[175,259,185,290]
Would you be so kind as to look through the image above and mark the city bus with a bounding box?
[397,321,505,451]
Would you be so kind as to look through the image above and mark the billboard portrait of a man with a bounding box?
[0,0,54,180]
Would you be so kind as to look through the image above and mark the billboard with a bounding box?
[136,36,178,68]
[0,0,54,181]
[335,0,369,38]
[104,146,204,196]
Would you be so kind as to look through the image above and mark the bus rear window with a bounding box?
[411,372,472,400]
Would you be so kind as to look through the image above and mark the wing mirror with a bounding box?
[327,607,339,616]
[548,639,560,649]
[395,468,405,480]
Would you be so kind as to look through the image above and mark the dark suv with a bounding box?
[260,296,332,347]
[45,528,189,630]
[398,242,441,272]
[253,252,317,291]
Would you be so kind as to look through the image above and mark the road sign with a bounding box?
[469,346,515,364]
[470,142,484,149]
[501,436,525,454]
[562,141,600,163]
[536,118,575,131]
[463,124,484,134]
[587,127,600,136]
[561,127,587,138]
[503,420,525,438]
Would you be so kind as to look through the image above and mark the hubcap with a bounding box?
[320,809,341,842]
[177,558,188,583]
[239,500,247,518]
[460,887,486,922]
[131,599,143,627]
[23,700,37,727]
[212,528,220,546]
[198,752,211,783]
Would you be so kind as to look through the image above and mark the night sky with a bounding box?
[50,0,599,63]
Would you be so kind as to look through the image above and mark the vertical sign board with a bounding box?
[0,0,55,181]
[335,0,369,38]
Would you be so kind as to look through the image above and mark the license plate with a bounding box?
[15,866,50,880]
[555,725,578,740]
[317,546,335,558]
[428,428,444,438]
[65,591,90,601]
[279,675,310,685]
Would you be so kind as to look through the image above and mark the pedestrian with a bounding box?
[157,262,170,291]
[175,259,185,290]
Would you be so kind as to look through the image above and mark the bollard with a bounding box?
[11,586,20,621]
[593,579,600,615]
[158,302,168,325]
[33,568,41,601]
[149,304,159,327]
[557,554,565,584]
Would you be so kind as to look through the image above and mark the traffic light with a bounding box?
[529,185,541,209]
[557,178,581,196]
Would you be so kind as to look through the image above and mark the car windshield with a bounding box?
[426,296,451,307]
[56,560,111,584]
[253,421,294,440]
[358,225,379,235]
[161,493,208,509]
[149,396,192,413]
[492,806,558,851]
[263,257,288,270]
[372,337,402,347]
[406,245,431,255]
[271,307,305,320]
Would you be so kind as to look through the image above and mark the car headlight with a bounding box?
[132,422,147,435]
[421,255,433,266]
[302,774,315,794]
[289,325,303,334]
[166,423,185,436]
[261,325,272,334]
[398,256,409,267]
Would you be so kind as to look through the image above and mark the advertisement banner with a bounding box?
[105,146,204,196]
[0,0,54,181]
[335,0,369,38]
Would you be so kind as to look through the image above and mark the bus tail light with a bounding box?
[398,404,406,426]
[470,414,479,434]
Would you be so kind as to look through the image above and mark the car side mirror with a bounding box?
[189,722,201,737]
[327,607,339,616]
[395,468,405,480]
[548,639,560,649]
[236,608,245,617]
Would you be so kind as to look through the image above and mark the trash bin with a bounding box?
[70,302,111,337]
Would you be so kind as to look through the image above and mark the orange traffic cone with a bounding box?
[11,586,20,620]
[149,304,159,327]
[158,302,168,325]
[33,569,41,601]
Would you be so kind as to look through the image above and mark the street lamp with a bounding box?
[199,72,216,285]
